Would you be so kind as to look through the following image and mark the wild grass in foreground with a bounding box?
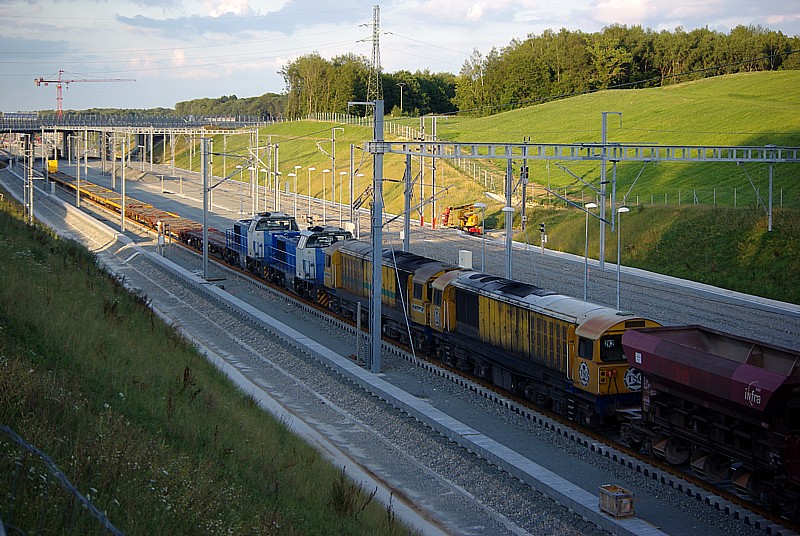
[0,190,416,535]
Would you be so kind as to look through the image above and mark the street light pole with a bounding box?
[274,171,282,211]
[349,144,355,224]
[121,137,126,233]
[501,206,514,279]
[322,169,331,224]
[474,202,486,272]
[307,166,316,221]
[248,166,256,215]
[236,165,244,215]
[617,206,630,309]
[293,165,302,220]
[75,135,81,208]
[331,127,343,222]
[288,173,297,219]
[355,173,364,238]
[339,171,347,225]
[273,143,280,211]
[397,82,406,114]
[260,168,268,212]
[584,202,598,302]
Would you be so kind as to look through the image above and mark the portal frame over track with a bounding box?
[371,140,800,164]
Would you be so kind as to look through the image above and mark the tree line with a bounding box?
[72,24,799,120]
[173,93,285,119]
[453,24,799,114]
[280,52,457,118]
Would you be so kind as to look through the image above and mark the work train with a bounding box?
[48,171,800,517]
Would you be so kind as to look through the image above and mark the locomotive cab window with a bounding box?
[433,288,442,306]
[578,337,594,359]
[413,282,423,300]
[599,334,625,362]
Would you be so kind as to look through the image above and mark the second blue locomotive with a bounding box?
[224,211,352,301]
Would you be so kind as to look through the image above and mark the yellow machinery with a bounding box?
[442,204,481,235]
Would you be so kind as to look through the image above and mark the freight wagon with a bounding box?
[622,325,800,515]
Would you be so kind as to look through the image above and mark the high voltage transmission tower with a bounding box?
[365,5,383,104]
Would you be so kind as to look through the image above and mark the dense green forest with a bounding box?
[279,52,457,118]
[173,92,286,119]
[283,24,798,118]
[453,24,799,115]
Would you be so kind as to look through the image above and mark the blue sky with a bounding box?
[1,0,798,112]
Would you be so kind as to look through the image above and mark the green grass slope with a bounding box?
[442,71,800,146]
[169,120,487,218]
[523,205,800,304]
[159,72,799,304]
[438,71,800,209]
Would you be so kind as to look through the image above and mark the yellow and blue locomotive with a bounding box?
[324,240,660,427]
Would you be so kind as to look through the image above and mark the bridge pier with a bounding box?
[59,131,69,161]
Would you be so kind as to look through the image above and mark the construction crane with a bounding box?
[34,70,135,118]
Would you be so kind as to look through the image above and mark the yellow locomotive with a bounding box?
[325,240,660,427]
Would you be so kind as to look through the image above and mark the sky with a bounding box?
[1,0,798,113]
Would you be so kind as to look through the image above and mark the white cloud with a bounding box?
[205,0,249,17]
[466,3,484,21]
[172,48,186,65]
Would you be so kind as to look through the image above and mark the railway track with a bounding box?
[145,221,800,536]
[21,165,800,535]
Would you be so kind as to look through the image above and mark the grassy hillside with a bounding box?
[525,204,800,304]
[169,121,487,218]
[165,72,800,215]
[435,71,800,210]
[160,72,799,303]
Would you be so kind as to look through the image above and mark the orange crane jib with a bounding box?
[34,69,135,118]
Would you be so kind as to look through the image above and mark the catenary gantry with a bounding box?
[368,140,800,164]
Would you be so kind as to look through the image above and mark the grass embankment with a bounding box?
[159,72,799,215]
[525,204,800,304]
[439,71,800,210]
[165,72,800,215]
[166,120,487,217]
[0,190,415,535]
